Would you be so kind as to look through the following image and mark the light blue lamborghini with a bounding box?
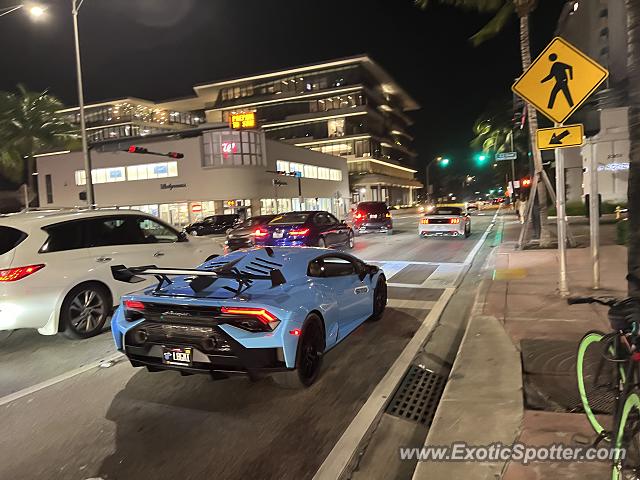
[110,247,387,388]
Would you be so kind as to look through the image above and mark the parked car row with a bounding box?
[1,205,394,388]
[1,203,395,341]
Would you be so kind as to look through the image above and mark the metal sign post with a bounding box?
[589,142,600,289]
[555,137,569,296]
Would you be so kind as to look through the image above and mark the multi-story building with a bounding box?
[556,0,629,203]
[56,56,421,206]
[192,55,422,206]
[57,97,205,144]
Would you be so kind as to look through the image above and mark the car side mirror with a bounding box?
[178,231,189,242]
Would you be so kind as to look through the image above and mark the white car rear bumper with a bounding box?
[0,288,60,332]
[418,225,465,236]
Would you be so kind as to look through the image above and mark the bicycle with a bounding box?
[571,295,640,479]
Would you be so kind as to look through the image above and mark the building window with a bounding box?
[126,162,177,181]
[45,174,53,204]
[304,164,318,179]
[75,162,177,185]
[275,160,341,182]
[202,130,264,167]
[328,118,345,138]
[318,167,330,180]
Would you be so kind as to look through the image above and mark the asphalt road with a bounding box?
[0,212,495,480]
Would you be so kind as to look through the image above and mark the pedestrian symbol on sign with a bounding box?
[541,54,574,109]
[512,37,608,124]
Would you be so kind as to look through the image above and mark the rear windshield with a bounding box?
[0,226,27,255]
[432,207,462,216]
[269,213,310,225]
[358,202,388,213]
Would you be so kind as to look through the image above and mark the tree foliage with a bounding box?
[0,84,73,189]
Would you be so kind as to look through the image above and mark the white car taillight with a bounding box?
[0,264,45,282]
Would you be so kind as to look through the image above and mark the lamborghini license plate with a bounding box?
[162,346,193,367]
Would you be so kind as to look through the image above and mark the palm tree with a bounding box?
[416,0,552,245]
[471,102,528,187]
[471,103,527,155]
[0,85,73,202]
[626,0,640,296]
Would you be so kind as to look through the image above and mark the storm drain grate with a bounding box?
[385,365,446,426]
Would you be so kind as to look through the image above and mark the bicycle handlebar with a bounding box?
[567,296,619,306]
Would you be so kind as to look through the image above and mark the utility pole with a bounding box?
[72,0,94,208]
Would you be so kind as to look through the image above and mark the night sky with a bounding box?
[0,0,564,187]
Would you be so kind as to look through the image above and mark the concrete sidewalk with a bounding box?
[413,211,628,480]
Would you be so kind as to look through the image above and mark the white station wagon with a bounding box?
[0,208,221,339]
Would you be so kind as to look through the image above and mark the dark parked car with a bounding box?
[254,211,354,249]
[185,214,240,236]
[352,201,392,234]
[225,215,277,252]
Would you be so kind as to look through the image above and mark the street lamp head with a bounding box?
[27,4,46,19]
[30,6,44,17]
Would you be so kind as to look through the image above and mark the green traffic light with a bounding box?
[439,157,450,167]
[474,153,488,165]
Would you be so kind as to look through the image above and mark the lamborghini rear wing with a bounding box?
[111,264,286,294]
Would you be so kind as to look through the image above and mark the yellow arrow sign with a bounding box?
[512,37,608,124]
[536,124,584,150]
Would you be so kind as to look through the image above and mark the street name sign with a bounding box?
[536,124,584,150]
[512,37,608,124]
[496,152,517,161]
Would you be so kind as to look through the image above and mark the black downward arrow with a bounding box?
[550,129,570,145]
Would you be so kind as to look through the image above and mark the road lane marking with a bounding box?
[0,352,124,407]
[313,287,455,480]
[387,299,437,310]
[462,207,501,266]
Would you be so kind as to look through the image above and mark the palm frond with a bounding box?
[470,2,515,45]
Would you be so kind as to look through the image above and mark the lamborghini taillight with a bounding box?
[220,306,280,332]
[124,299,145,321]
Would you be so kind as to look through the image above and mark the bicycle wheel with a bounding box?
[612,393,640,480]
[577,331,620,436]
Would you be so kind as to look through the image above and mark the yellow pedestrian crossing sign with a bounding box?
[512,37,608,124]
[536,124,584,150]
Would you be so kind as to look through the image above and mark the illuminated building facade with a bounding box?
[195,56,422,206]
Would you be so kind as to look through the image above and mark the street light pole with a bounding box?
[72,0,94,207]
